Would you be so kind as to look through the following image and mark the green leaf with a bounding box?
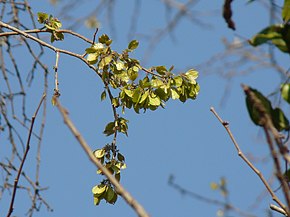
[93,149,105,159]
[101,90,107,101]
[105,186,115,203]
[185,69,198,84]
[128,67,139,81]
[245,87,272,126]
[155,66,167,75]
[103,122,115,136]
[282,0,290,22]
[37,12,49,24]
[123,89,134,98]
[271,107,290,131]
[170,89,179,100]
[281,83,290,104]
[174,76,183,87]
[87,53,99,65]
[117,152,125,161]
[92,184,107,196]
[139,90,149,104]
[128,40,139,50]
[149,94,161,106]
[99,34,112,45]
[249,25,289,53]
[151,78,164,88]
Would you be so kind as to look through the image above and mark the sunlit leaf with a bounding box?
[37,12,49,24]
[281,83,290,104]
[93,149,105,159]
[282,0,290,23]
[92,184,107,196]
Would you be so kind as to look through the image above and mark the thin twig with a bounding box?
[55,99,150,217]
[0,21,101,77]
[6,93,46,217]
[210,106,287,215]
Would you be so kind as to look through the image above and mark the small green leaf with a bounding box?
[173,76,183,87]
[93,195,101,205]
[271,107,289,131]
[93,149,105,159]
[103,122,115,136]
[281,83,290,104]
[155,66,167,75]
[185,69,198,84]
[87,53,99,64]
[149,95,161,106]
[105,186,115,203]
[117,152,125,161]
[282,0,290,22]
[245,87,272,126]
[99,34,112,45]
[128,67,138,81]
[128,40,139,50]
[37,12,49,24]
[139,90,149,104]
[92,184,107,196]
[151,78,164,88]
[101,90,107,101]
[170,89,179,100]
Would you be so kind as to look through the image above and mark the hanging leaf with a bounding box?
[281,83,290,104]
[128,40,139,50]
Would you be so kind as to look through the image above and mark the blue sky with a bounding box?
[1,1,289,217]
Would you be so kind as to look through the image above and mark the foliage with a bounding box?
[246,2,290,132]
[35,12,200,205]
[84,31,200,204]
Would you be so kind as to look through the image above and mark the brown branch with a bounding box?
[242,84,290,215]
[55,99,150,217]
[210,107,288,216]
[0,21,101,77]
[0,28,94,44]
[6,93,46,217]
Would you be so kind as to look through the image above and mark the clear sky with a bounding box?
[1,1,288,217]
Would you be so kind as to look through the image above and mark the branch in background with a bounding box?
[210,107,288,216]
[0,21,101,77]
[6,93,46,217]
[55,99,150,217]
[168,175,256,217]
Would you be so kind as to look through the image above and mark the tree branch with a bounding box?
[55,99,150,217]
[210,106,288,216]
[6,93,46,217]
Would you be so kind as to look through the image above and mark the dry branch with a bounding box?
[55,99,150,217]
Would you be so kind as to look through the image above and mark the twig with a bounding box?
[6,93,46,217]
[53,51,60,97]
[0,21,101,77]
[270,204,288,216]
[168,175,256,217]
[55,99,150,217]
[210,107,288,215]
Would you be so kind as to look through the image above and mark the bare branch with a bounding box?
[210,106,288,215]
[6,93,46,217]
[55,99,150,217]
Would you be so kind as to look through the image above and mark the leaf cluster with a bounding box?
[37,12,64,43]
[249,0,290,53]
[92,148,126,205]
